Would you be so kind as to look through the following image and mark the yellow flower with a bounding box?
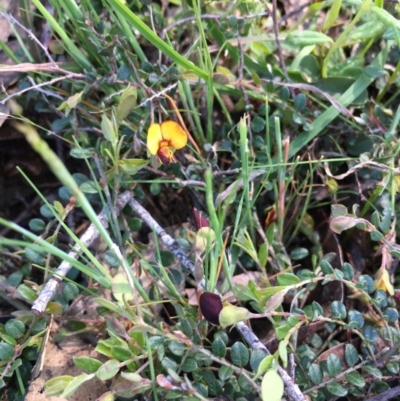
[374,267,394,296]
[147,120,187,165]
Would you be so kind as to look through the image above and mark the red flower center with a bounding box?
[159,139,171,149]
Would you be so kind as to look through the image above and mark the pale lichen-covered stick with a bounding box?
[32,190,133,315]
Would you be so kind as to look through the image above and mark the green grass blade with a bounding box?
[208,20,266,75]
[13,122,116,254]
[321,0,371,77]
[116,12,147,63]
[0,232,111,286]
[17,168,115,281]
[31,0,92,70]
[104,0,209,80]
[289,44,389,158]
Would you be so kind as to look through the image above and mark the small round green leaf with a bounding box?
[348,310,364,329]
[5,320,25,339]
[320,259,334,274]
[128,218,142,232]
[358,275,374,293]
[279,87,290,101]
[40,204,54,218]
[250,349,267,372]
[331,301,347,319]
[251,116,265,133]
[333,268,344,280]
[386,362,399,374]
[112,346,134,361]
[373,380,390,393]
[2,334,16,346]
[276,324,291,340]
[73,356,102,373]
[168,342,185,357]
[150,182,161,196]
[218,365,234,381]
[181,358,197,373]
[341,262,354,280]
[374,290,388,308]
[311,301,323,318]
[157,250,174,267]
[345,343,359,366]
[161,357,178,371]
[261,370,284,401]
[105,251,121,267]
[63,282,79,301]
[214,331,229,345]
[96,360,120,381]
[25,248,44,264]
[22,347,39,360]
[309,363,323,384]
[208,379,223,396]
[363,364,382,379]
[0,343,14,361]
[253,135,265,148]
[389,249,400,258]
[327,381,347,396]
[7,271,23,287]
[370,230,384,241]
[29,218,45,232]
[371,211,380,228]
[277,273,300,286]
[293,93,307,111]
[193,382,207,397]
[231,342,249,367]
[80,181,98,194]
[345,371,365,387]
[287,315,299,327]
[101,114,117,143]
[211,338,226,358]
[384,308,399,322]
[326,353,342,376]
[17,284,37,301]
[45,302,64,315]
[238,374,252,391]
[363,325,378,342]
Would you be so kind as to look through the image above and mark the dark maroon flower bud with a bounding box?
[199,292,222,325]
[192,208,210,230]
